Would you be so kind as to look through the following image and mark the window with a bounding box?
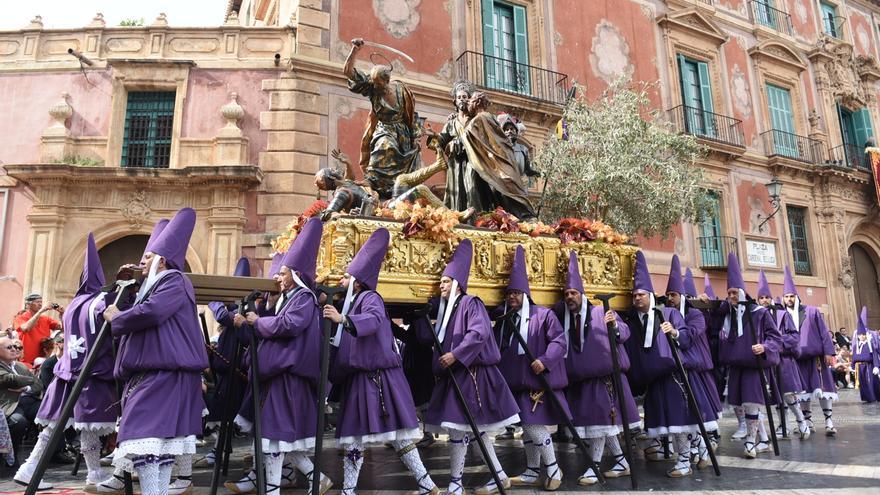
[754,0,776,29]
[766,84,797,157]
[122,91,175,168]
[677,55,715,138]
[821,2,840,38]
[786,205,812,276]
[837,104,873,167]
[699,191,724,268]
[481,0,529,93]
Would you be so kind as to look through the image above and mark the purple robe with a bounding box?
[624,307,719,436]
[112,271,209,444]
[250,287,321,449]
[553,302,639,434]
[792,305,837,398]
[766,307,803,396]
[493,304,571,425]
[332,290,420,443]
[206,302,248,424]
[716,302,782,407]
[417,295,520,431]
[852,333,880,403]
[677,306,723,416]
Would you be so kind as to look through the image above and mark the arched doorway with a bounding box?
[97,235,191,283]
[849,243,880,329]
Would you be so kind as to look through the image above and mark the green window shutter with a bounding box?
[512,4,529,93]
[854,108,874,148]
[766,84,796,157]
[821,2,837,37]
[481,0,496,85]
[697,61,715,136]
[122,91,175,168]
[787,206,812,276]
[699,192,724,268]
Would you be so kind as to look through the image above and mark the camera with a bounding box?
[52,303,60,310]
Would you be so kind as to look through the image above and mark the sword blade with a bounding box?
[362,40,415,63]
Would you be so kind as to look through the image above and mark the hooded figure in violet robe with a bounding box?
[714,253,781,459]
[755,269,808,439]
[781,265,838,436]
[321,228,438,495]
[230,218,333,495]
[663,255,721,467]
[852,307,880,403]
[621,251,717,478]
[102,208,209,494]
[552,251,638,486]
[493,245,569,490]
[414,239,520,495]
[14,233,121,491]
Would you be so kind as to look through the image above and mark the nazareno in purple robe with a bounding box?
[493,303,571,426]
[242,286,321,453]
[417,295,520,433]
[852,333,880,403]
[676,305,723,417]
[624,306,719,437]
[716,301,782,408]
[111,270,209,470]
[766,307,804,398]
[791,305,838,401]
[331,290,421,446]
[552,301,640,437]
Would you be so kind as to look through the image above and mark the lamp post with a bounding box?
[756,176,783,232]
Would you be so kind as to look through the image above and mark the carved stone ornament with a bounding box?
[317,217,637,307]
[47,92,72,130]
[812,37,879,110]
[372,0,422,39]
[121,190,151,228]
[221,92,244,130]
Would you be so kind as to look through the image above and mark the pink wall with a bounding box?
[0,185,34,328]
[848,9,876,57]
[182,69,274,165]
[723,37,757,146]
[737,179,778,237]
[784,0,818,43]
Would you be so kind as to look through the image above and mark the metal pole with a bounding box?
[313,286,346,495]
[741,300,780,456]
[25,280,136,495]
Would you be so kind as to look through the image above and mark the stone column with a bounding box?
[206,188,248,276]
[292,0,330,60]
[814,206,853,331]
[23,210,67,303]
[40,93,73,162]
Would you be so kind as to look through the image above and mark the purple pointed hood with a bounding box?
[565,251,584,294]
[142,218,169,260]
[726,252,745,291]
[347,228,389,290]
[281,217,323,285]
[665,255,684,295]
[506,245,531,296]
[633,251,654,294]
[857,306,869,335]
[442,239,472,293]
[233,256,251,277]
[704,274,717,300]
[149,208,195,271]
[782,265,798,297]
[77,233,105,296]
[683,268,697,297]
[757,270,772,298]
[268,252,284,279]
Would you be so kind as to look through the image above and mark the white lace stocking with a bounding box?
[342,442,364,494]
[80,429,107,484]
[391,440,434,490]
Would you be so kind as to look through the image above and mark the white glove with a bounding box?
[873,367,879,376]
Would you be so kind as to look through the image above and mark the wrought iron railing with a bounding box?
[826,143,870,170]
[698,235,737,270]
[455,50,571,105]
[696,0,714,4]
[750,1,793,36]
[761,129,824,164]
[821,15,846,39]
[668,104,745,148]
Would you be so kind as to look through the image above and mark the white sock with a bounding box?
[820,398,834,427]
[342,442,364,494]
[745,411,760,445]
[801,399,812,423]
[478,431,507,482]
[448,431,468,494]
[134,457,161,495]
[16,426,54,478]
[176,454,192,478]
[522,425,558,480]
[158,456,175,494]
[785,394,805,422]
[391,440,435,490]
[264,453,283,494]
[519,438,539,481]
[734,405,745,424]
[757,414,769,442]
[80,430,107,484]
[673,434,690,470]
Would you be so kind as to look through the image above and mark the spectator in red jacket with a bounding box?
[12,294,62,366]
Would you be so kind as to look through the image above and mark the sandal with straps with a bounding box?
[446,476,464,495]
[603,453,631,478]
[224,471,257,494]
[543,461,562,491]
[304,471,333,495]
[411,473,440,495]
[509,466,541,487]
[823,409,836,436]
[577,467,599,486]
[743,441,757,459]
[473,470,511,495]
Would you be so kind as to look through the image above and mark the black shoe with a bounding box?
[51,451,76,465]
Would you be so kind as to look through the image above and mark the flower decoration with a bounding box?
[270,200,328,253]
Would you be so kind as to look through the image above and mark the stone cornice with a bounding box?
[3,164,264,189]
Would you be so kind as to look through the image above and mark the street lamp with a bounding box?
[757,177,783,232]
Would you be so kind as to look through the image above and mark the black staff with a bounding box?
[654,308,721,476]
[740,300,780,456]
[207,309,245,495]
[314,285,347,495]
[25,279,137,495]
[506,314,605,484]
[596,293,638,489]
[768,305,788,438]
[240,295,267,495]
[429,302,508,494]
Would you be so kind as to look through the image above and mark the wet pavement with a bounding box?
[2,388,879,494]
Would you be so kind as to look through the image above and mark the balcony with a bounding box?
[698,235,737,270]
[668,104,745,152]
[455,50,571,106]
[821,15,846,39]
[825,143,870,171]
[761,129,824,164]
[750,1,793,36]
